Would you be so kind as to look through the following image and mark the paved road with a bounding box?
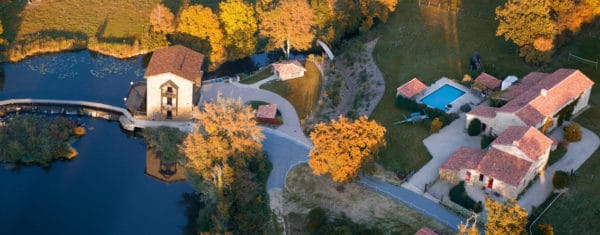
[201,83,311,145]
[360,176,463,232]
[518,126,600,213]
[262,128,310,189]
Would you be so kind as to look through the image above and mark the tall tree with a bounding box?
[484,198,528,235]
[259,0,316,58]
[150,4,175,33]
[182,95,263,232]
[496,0,558,64]
[308,116,386,184]
[358,0,398,31]
[219,0,258,60]
[177,5,226,70]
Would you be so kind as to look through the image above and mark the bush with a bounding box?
[430,118,443,133]
[394,95,459,126]
[563,123,582,142]
[537,224,554,235]
[468,118,482,136]
[481,135,497,149]
[460,104,472,113]
[449,181,482,212]
[552,170,570,189]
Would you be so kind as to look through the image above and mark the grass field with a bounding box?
[240,67,273,84]
[370,0,534,172]
[371,0,600,232]
[261,61,321,119]
[284,164,453,234]
[0,0,169,61]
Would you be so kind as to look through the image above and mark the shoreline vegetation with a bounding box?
[0,114,83,167]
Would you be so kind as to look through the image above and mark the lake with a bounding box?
[0,50,203,235]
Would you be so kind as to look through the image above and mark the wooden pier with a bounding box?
[0,99,194,132]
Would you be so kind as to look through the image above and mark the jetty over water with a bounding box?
[0,99,194,132]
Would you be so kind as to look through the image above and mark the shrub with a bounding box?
[394,95,459,126]
[552,170,570,189]
[481,135,497,149]
[460,104,472,113]
[468,118,482,136]
[430,118,443,133]
[563,123,582,142]
[307,207,328,233]
[462,74,472,83]
[449,181,481,212]
[537,224,554,235]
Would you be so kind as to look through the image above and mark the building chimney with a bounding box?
[512,140,519,147]
[540,89,547,97]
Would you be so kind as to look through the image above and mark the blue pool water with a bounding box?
[419,84,465,111]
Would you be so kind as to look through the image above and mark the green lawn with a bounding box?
[260,61,321,119]
[371,0,600,232]
[240,67,274,84]
[370,0,535,172]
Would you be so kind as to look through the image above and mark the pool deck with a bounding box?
[415,78,483,113]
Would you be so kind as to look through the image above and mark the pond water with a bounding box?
[0,51,201,235]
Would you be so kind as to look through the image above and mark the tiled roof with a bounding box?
[498,69,594,125]
[492,126,553,161]
[272,60,306,75]
[469,105,496,118]
[415,227,438,235]
[144,45,204,83]
[478,148,532,186]
[440,147,485,171]
[256,104,277,119]
[396,78,428,98]
[474,72,501,90]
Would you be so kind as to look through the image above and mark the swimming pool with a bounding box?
[419,84,465,111]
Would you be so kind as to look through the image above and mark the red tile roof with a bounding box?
[440,147,485,171]
[474,72,501,90]
[498,69,594,125]
[272,60,306,75]
[469,105,496,118]
[256,104,277,119]
[478,148,532,186]
[415,227,438,235]
[144,45,204,83]
[397,78,428,98]
[492,126,553,161]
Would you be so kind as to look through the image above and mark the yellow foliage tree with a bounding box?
[431,117,443,133]
[150,4,175,33]
[358,0,398,31]
[259,0,316,58]
[457,213,480,235]
[308,115,386,184]
[0,19,4,44]
[177,5,226,70]
[182,95,263,232]
[462,74,472,83]
[219,0,258,60]
[484,198,528,235]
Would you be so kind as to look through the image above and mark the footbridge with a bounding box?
[0,99,194,132]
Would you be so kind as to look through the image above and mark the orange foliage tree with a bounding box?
[259,0,316,58]
[182,95,263,232]
[308,115,386,184]
[177,5,226,70]
[484,198,528,235]
[149,4,175,33]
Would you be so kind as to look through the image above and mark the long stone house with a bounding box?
[440,126,553,199]
[126,45,204,120]
[466,69,594,136]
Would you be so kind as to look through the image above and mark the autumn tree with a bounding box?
[308,115,386,184]
[259,0,316,58]
[150,4,175,33]
[457,213,480,235]
[496,0,558,64]
[182,95,264,232]
[484,198,528,235]
[219,0,258,60]
[537,224,554,235]
[142,126,185,164]
[563,122,582,142]
[431,117,443,133]
[358,0,398,31]
[178,5,226,70]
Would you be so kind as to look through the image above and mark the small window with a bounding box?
[167,87,173,92]
[167,97,172,105]
[479,174,484,181]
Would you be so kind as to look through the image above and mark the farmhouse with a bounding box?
[440,126,553,199]
[466,69,594,136]
[272,60,306,80]
[126,45,204,120]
